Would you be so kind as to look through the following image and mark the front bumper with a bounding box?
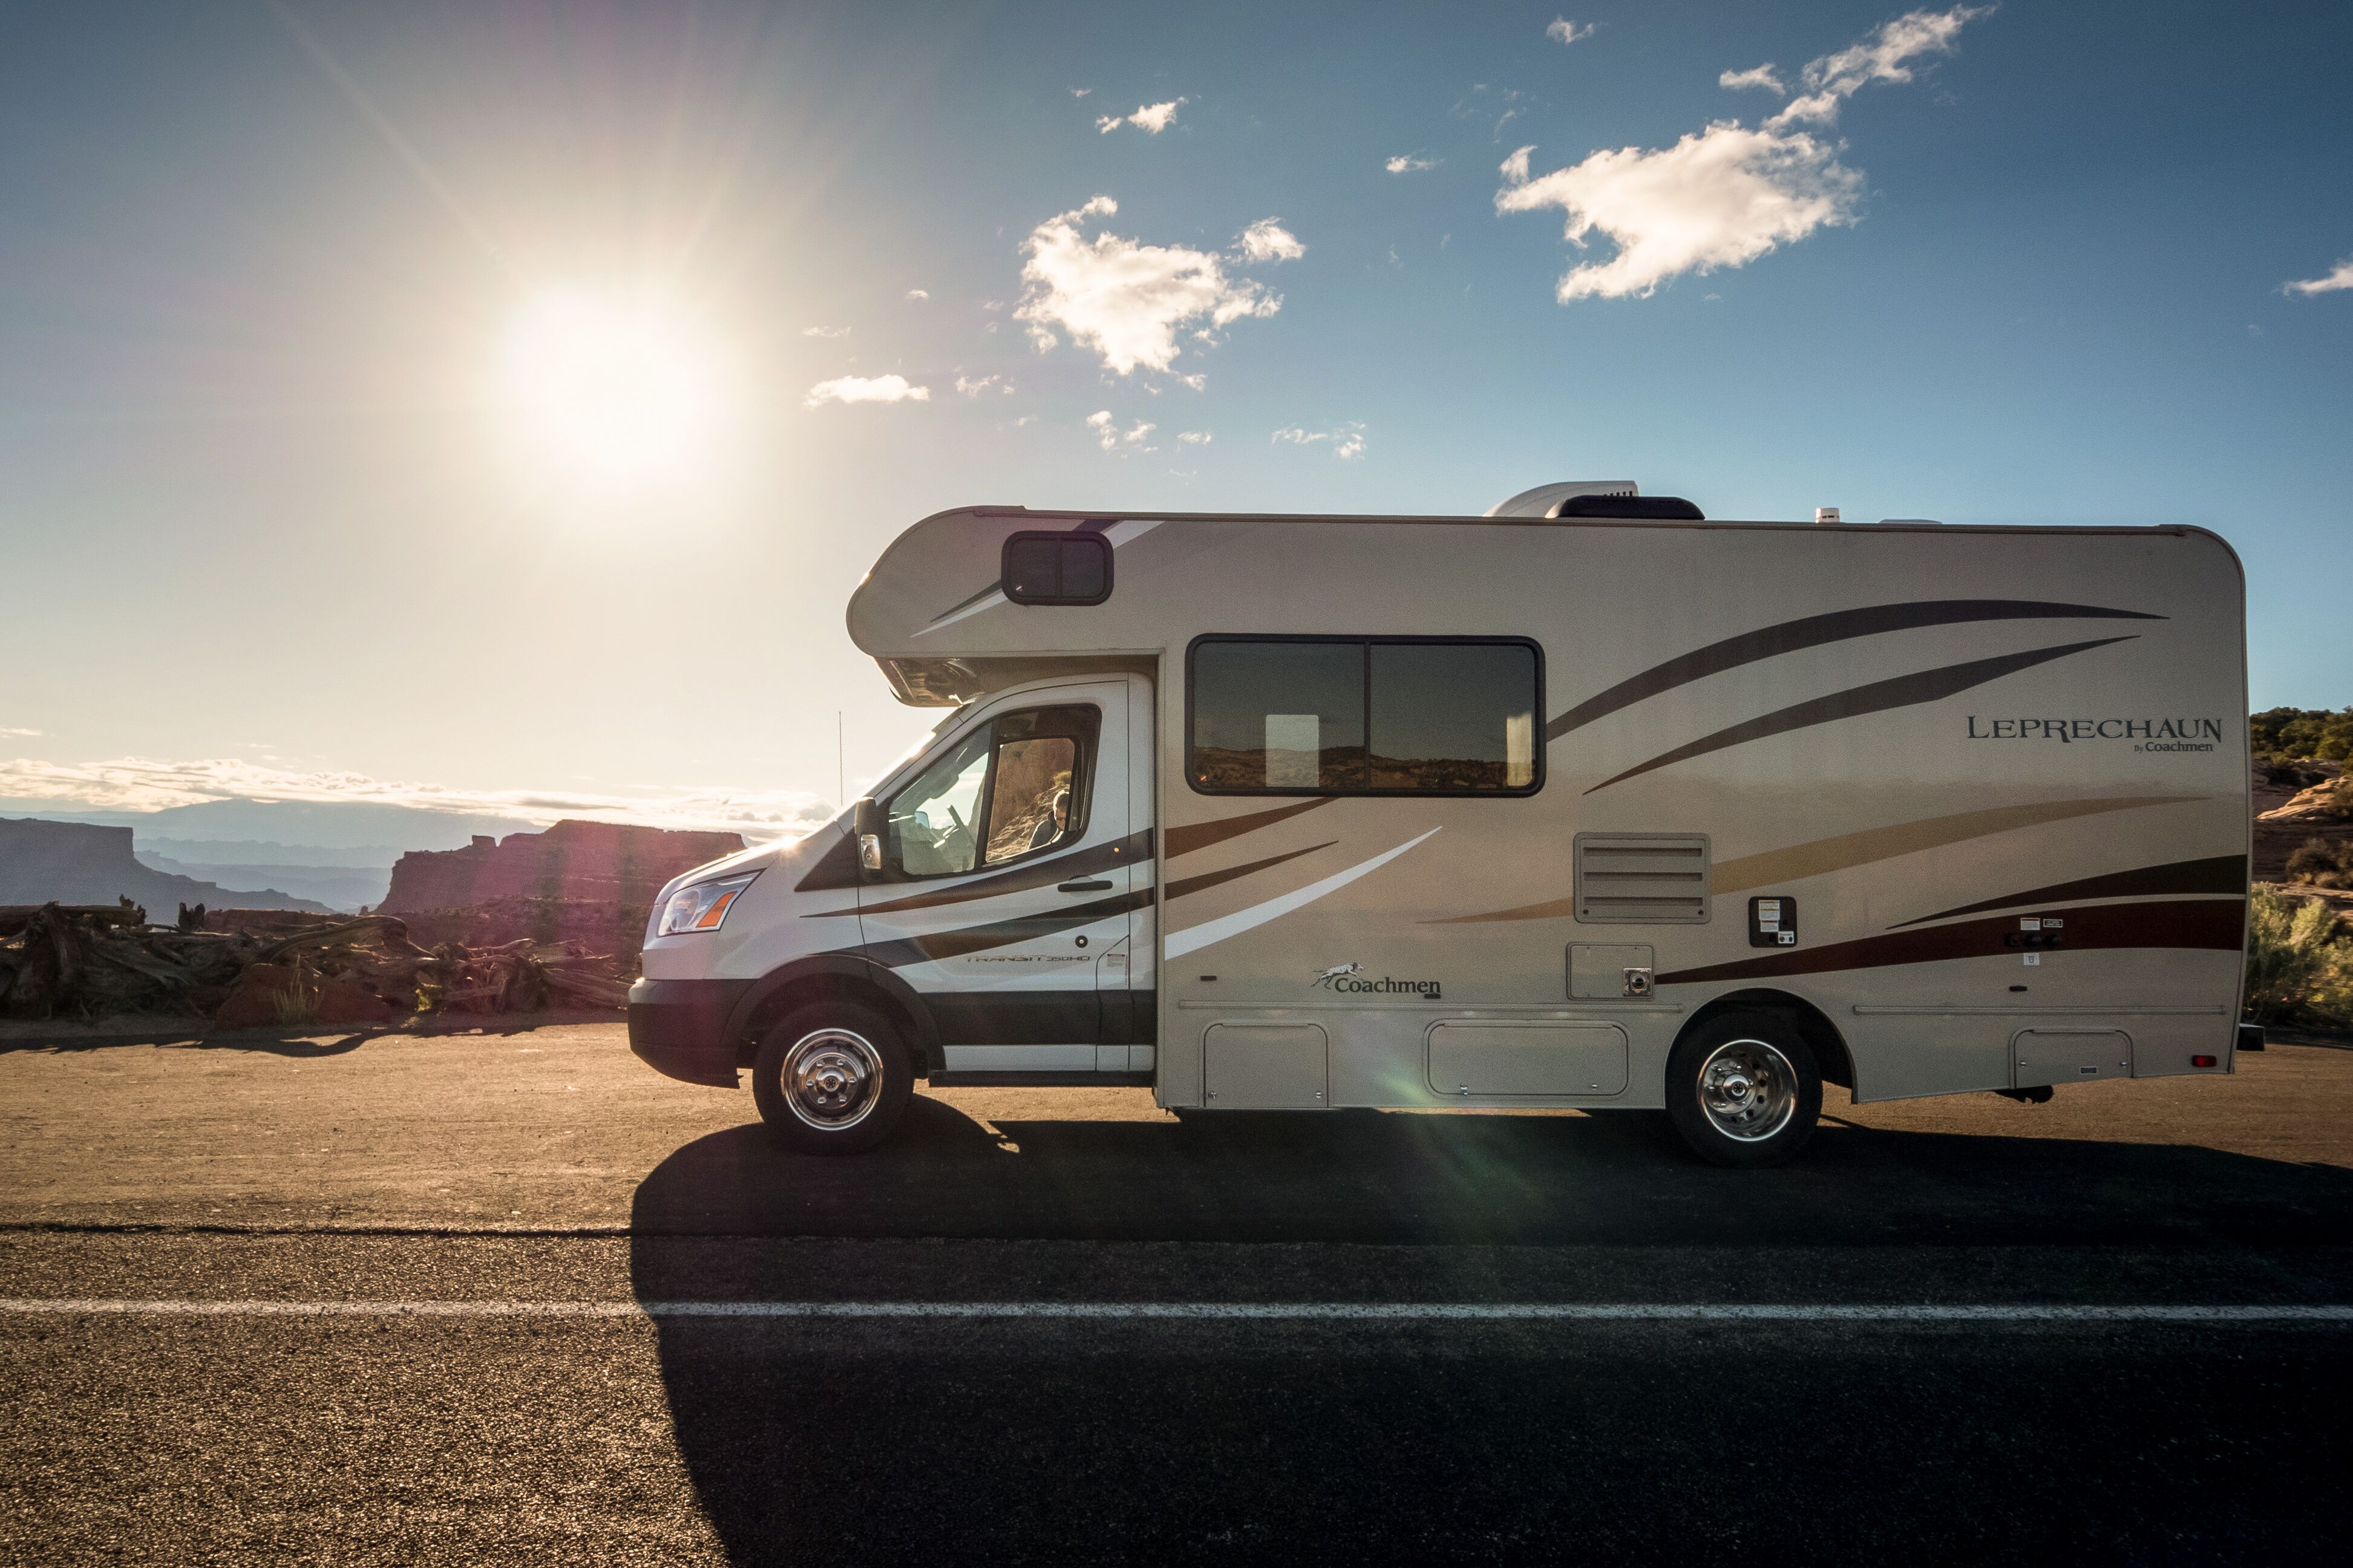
[627,978,754,1088]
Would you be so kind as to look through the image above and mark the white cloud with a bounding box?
[1271,422,1365,459]
[2283,256,2353,296]
[1767,6,1986,129]
[954,374,1014,396]
[1098,97,1186,134]
[1497,126,1862,301]
[1070,87,1092,98]
[1177,430,1212,444]
[1235,218,1306,263]
[802,325,849,338]
[1386,153,1441,174]
[1016,197,1284,376]
[0,756,831,840]
[0,727,39,737]
[1546,18,1597,45]
[1087,410,1157,452]
[1496,8,1984,302]
[805,374,931,407]
[1720,64,1786,93]
[905,289,930,300]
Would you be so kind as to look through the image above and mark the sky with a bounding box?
[1,1,2348,840]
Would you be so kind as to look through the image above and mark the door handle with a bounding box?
[1058,878,1114,893]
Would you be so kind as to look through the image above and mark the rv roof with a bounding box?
[941,505,2191,536]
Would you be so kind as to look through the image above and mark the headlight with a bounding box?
[658,872,758,936]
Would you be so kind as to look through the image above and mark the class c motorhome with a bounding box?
[627,485,2252,1166]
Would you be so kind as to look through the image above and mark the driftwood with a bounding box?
[0,901,633,1026]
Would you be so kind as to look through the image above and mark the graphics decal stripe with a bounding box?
[1164,841,1336,903]
[1546,599,2164,741]
[1710,797,2201,897]
[1426,797,2204,924]
[860,889,1154,969]
[1890,855,2249,929]
[793,828,864,892]
[1165,829,1441,960]
[1653,898,2243,988]
[1163,796,1335,859]
[804,831,1156,918]
[1584,637,2139,795]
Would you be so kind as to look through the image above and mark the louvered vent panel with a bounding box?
[1573,833,1712,924]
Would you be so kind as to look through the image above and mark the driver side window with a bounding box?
[883,704,1099,880]
[888,727,992,877]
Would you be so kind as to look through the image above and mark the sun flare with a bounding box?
[499,290,726,496]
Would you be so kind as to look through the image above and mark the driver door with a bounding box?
[859,682,1137,1075]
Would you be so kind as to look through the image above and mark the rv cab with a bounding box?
[630,491,2251,1166]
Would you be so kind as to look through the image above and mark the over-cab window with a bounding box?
[886,704,1098,877]
[1187,637,1541,796]
[1003,531,1111,606]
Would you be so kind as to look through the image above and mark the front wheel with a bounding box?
[751,1002,914,1155]
[1664,1011,1821,1168]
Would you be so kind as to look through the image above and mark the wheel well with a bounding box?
[732,971,936,1072]
[1680,989,1854,1099]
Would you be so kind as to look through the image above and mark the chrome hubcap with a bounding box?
[1697,1038,1798,1142]
[782,1028,883,1130]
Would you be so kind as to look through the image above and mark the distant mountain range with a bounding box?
[0,798,545,915]
[1,817,327,915]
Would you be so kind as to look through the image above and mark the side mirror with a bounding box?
[853,797,886,874]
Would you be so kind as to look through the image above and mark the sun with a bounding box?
[499,289,727,496]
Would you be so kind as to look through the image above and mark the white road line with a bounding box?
[4,1300,2351,1324]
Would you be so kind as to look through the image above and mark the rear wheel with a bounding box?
[751,1002,913,1155]
[1665,1011,1821,1168]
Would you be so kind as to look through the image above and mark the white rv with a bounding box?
[628,486,2251,1165]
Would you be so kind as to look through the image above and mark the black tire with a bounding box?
[750,1001,914,1155]
[1664,1010,1822,1168]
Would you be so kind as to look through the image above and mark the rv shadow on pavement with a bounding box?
[628,1103,2353,1567]
[627,1093,2353,1249]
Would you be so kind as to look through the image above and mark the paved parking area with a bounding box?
[4,1024,2350,1563]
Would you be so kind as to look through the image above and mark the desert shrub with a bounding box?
[2286,839,2353,889]
[2257,754,2326,788]
[2251,707,2353,763]
[2244,887,2353,1027]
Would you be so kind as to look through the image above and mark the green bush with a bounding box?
[2244,886,2353,1027]
[2251,707,2353,763]
[2286,839,2353,889]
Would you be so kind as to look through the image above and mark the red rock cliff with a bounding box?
[378,820,744,913]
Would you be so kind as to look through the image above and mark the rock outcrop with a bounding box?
[379,820,743,914]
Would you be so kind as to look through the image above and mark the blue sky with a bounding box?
[1,1,2347,835]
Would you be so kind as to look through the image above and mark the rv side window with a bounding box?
[1187,637,1542,796]
[1003,531,1112,606]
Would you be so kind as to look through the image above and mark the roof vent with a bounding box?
[1813,507,1841,524]
[1486,481,1638,518]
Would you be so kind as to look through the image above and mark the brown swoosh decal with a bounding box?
[1164,841,1336,903]
[1428,795,2205,925]
[1654,898,2243,987]
[1548,600,2163,741]
[1165,797,1335,859]
[1711,796,2202,895]
[807,830,1156,918]
[859,889,1154,968]
[1585,637,2139,795]
[1890,855,2248,928]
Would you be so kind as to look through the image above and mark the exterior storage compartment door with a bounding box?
[1203,1024,1327,1108]
[1428,1021,1629,1097]
[2013,1028,2133,1088]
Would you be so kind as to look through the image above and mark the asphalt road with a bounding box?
[4,1021,2352,1564]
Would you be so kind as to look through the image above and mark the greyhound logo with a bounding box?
[1311,963,1364,989]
